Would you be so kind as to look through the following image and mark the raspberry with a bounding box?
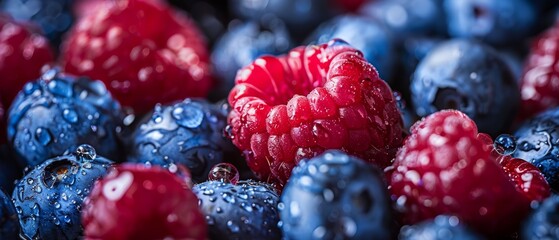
[497,155,550,203]
[519,22,559,119]
[0,14,54,108]
[82,163,207,240]
[390,110,534,237]
[227,39,403,187]
[61,0,212,114]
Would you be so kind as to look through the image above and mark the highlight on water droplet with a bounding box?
[208,163,239,185]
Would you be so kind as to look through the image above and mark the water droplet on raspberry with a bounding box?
[223,125,234,139]
[75,144,97,160]
[172,105,204,128]
[494,134,516,155]
[208,163,239,185]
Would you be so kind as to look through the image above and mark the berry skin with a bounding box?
[280,150,393,240]
[227,39,404,187]
[0,145,22,194]
[390,110,532,237]
[0,14,54,108]
[518,22,559,119]
[307,15,396,81]
[61,0,212,115]
[496,155,550,203]
[444,0,537,46]
[513,107,559,191]
[0,189,20,239]
[12,145,113,239]
[211,17,293,99]
[411,39,519,137]
[229,0,334,40]
[359,0,446,40]
[127,98,237,183]
[82,163,207,240]
[1,0,73,48]
[522,195,559,240]
[399,215,482,240]
[7,68,123,168]
[193,180,281,239]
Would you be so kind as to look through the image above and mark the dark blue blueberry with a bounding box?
[167,0,230,46]
[12,144,113,239]
[193,180,280,239]
[523,195,559,239]
[211,17,293,99]
[410,39,519,137]
[399,215,483,240]
[0,188,19,239]
[7,68,123,168]
[497,50,524,83]
[228,0,335,40]
[1,0,74,48]
[307,14,396,81]
[128,98,238,183]
[513,107,559,191]
[280,150,393,240]
[359,0,446,40]
[444,0,538,46]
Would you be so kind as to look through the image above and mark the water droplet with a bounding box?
[222,192,236,203]
[227,220,240,233]
[54,202,61,209]
[26,178,34,185]
[208,163,239,184]
[313,226,326,238]
[323,188,334,202]
[494,134,516,155]
[172,105,204,128]
[23,82,40,95]
[47,79,72,98]
[75,144,96,160]
[206,215,215,225]
[33,185,42,193]
[35,128,52,146]
[341,217,356,237]
[62,109,78,123]
[241,202,253,212]
[202,189,215,196]
[42,68,59,81]
[224,125,234,139]
[216,207,223,213]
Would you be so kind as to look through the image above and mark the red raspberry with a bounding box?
[497,154,550,203]
[62,0,212,114]
[390,110,537,237]
[82,164,206,240]
[227,39,404,187]
[519,21,559,119]
[0,100,4,144]
[0,14,54,108]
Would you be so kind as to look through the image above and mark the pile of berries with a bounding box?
[0,0,559,239]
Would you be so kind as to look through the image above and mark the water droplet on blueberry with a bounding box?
[494,134,517,155]
[208,163,239,184]
[75,144,97,160]
[35,127,53,146]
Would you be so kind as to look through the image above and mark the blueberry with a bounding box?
[410,39,519,137]
[193,180,281,239]
[359,0,446,40]
[12,145,113,239]
[0,188,19,239]
[399,215,482,240]
[7,68,123,168]
[280,150,393,240]
[523,195,559,240]
[307,14,396,81]
[128,98,238,183]
[211,17,293,99]
[0,145,22,194]
[167,0,230,46]
[513,107,559,191]
[229,0,335,40]
[444,0,538,46]
[1,0,74,48]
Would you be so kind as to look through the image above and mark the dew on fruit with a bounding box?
[341,217,357,237]
[222,192,236,203]
[227,220,240,233]
[32,185,42,193]
[323,188,334,202]
[216,207,223,213]
[494,134,517,155]
[62,108,78,123]
[313,226,327,238]
[241,202,253,212]
[47,80,72,98]
[172,105,205,128]
[35,127,52,146]
[206,215,215,225]
[75,144,97,160]
[208,163,239,184]
[26,178,34,185]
